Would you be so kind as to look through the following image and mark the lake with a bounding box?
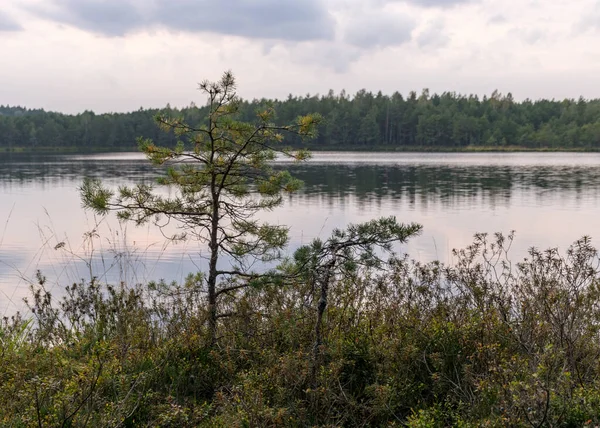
[2,151,600,315]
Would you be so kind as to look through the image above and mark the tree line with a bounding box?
[2,89,600,150]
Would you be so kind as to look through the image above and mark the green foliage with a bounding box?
[5,233,600,425]
[298,216,422,266]
[81,71,321,344]
[4,90,600,151]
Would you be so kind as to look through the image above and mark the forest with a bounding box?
[2,89,600,151]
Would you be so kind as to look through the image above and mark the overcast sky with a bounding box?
[1,0,600,113]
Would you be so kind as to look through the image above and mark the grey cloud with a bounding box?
[316,45,362,73]
[416,19,449,48]
[488,14,507,24]
[344,13,414,48]
[157,0,334,41]
[29,0,335,41]
[0,11,23,31]
[37,0,142,36]
[281,39,362,73]
[509,27,545,45]
[521,29,544,44]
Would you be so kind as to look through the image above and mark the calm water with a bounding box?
[2,151,600,315]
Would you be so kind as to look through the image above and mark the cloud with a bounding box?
[415,18,449,48]
[509,27,546,45]
[343,12,414,48]
[488,14,507,24]
[298,42,363,73]
[0,11,23,31]
[579,1,600,32]
[392,0,474,8]
[33,0,141,36]
[28,0,335,41]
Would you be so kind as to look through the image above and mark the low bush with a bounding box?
[3,233,600,426]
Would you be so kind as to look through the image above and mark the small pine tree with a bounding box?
[81,71,322,343]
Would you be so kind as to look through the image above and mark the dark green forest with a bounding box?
[3,89,600,151]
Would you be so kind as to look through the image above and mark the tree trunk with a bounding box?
[207,194,219,345]
[312,257,336,377]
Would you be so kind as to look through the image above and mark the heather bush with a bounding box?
[3,232,600,426]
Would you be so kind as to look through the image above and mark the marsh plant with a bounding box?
[3,232,600,426]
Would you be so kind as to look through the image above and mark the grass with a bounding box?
[0,210,181,319]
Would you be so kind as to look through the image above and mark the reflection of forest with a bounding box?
[1,154,600,210]
[0,154,162,186]
[285,163,600,209]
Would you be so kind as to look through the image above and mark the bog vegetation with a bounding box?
[5,233,600,426]
[3,73,600,427]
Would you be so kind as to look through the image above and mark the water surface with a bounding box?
[2,152,599,315]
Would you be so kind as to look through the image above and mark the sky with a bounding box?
[1,0,600,114]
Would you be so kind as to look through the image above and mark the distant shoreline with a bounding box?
[306,145,600,153]
[2,145,600,154]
